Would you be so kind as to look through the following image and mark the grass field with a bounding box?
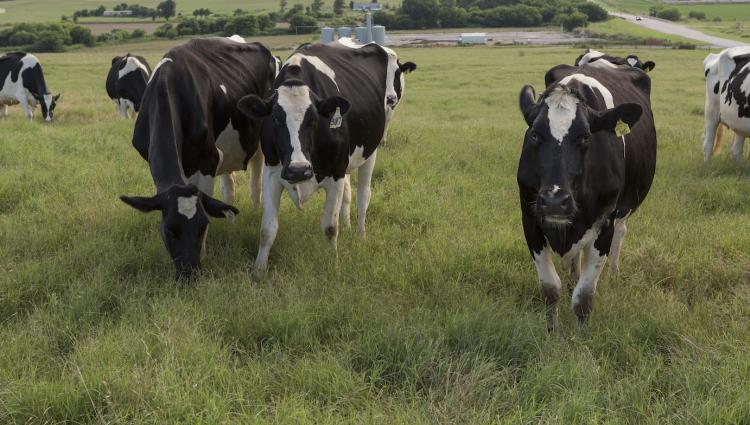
[587,18,697,44]
[2,37,750,423]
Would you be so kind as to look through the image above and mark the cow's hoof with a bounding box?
[251,268,265,282]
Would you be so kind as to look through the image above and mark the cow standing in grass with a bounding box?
[702,46,750,164]
[0,52,60,121]
[518,63,657,330]
[120,38,277,280]
[106,53,151,118]
[237,42,390,280]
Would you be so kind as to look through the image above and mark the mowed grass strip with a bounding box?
[1,41,750,423]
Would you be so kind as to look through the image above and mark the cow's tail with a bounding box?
[712,123,725,158]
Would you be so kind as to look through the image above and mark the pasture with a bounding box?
[2,38,750,423]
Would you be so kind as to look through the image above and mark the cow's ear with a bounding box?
[642,61,655,72]
[237,94,273,119]
[317,96,350,117]
[519,85,538,126]
[112,56,122,65]
[53,93,61,102]
[120,195,162,212]
[400,61,416,73]
[200,194,239,219]
[589,103,642,134]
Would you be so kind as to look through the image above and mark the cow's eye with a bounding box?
[530,131,538,142]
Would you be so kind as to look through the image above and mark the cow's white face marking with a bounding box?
[273,56,281,77]
[560,73,615,109]
[552,185,560,194]
[277,84,313,165]
[579,49,604,65]
[119,56,149,79]
[544,87,579,145]
[286,54,339,90]
[626,57,638,67]
[383,47,400,108]
[42,94,53,121]
[149,57,173,83]
[220,84,227,95]
[177,195,198,219]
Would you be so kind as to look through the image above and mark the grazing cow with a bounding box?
[120,38,277,280]
[237,42,389,279]
[518,63,657,329]
[575,49,656,73]
[106,53,151,118]
[331,37,416,145]
[702,47,750,163]
[0,52,59,121]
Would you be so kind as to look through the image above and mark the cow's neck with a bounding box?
[148,115,187,193]
[23,66,49,99]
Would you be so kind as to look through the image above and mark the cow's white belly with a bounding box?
[0,75,27,106]
[215,121,246,175]
[346,145,368,172]
[721,105,750,136]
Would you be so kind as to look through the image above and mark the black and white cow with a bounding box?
[120,37,277,280]
[0,52,59,121]
[332,37,416,143]
[518,63,657,329]
[237,42,389,279]
[106,53,151,118]
[702,47,750,163]
[575,49,656,73]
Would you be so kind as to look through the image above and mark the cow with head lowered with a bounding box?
[331,37,416,145]
[0,52,60,121]
[702,46,750,164]
[120,37,277,281]
[106,53,151,118]
[575,49,656,73]
[237,42,390,280]
[518,63,657,330]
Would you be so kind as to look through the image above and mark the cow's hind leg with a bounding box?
[356,151,377,238]
[249,149,264,209]
[253,168,283,281]
[731,132,746,165]
[534,246,562,332]
[219,173,236,205]
[609,218,627,275]
[0,105,8,117]
[340,174,352,229]
[572,223,614,328]
[322,177,345,253]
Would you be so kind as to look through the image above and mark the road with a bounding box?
[609,12,746,48]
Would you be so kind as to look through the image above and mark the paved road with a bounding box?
[609,12,746,48]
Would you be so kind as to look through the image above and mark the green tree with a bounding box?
[576,3,608,22]
[225,15,259,36]
[193,8,211,17]
[333,0,344,15]
[402,0,439,28]
[157,0,177,20]
[559,11,587,31]
[311,0,325,16]
[289,13,318,32]
[280,0,288,14]
[32,30,65,52]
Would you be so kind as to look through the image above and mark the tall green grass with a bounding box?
[1,41,750,423]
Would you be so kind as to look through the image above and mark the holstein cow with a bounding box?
[332,37,416,146]
[237,42,389,279]
[702,46,750,163]
[106,53,151,118]
[518,63,657,330]
[120,37,277,280]
[0,52,60,121]
[575,49,656,73]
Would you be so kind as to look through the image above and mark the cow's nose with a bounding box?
[539,190,572,217]
[282,161,314,183]
[386,95,398,106]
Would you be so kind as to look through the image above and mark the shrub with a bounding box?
[289,13,318,33]
[131,29,146,38]
[154,23,177,38]
[32,30,65,52]
[688,10,706,20]
[9,30,36,46]
[577,3,608,22]
[558,11,588,31]
[225,15,259,36]
[656,8,681,21]
[70,25,95,46]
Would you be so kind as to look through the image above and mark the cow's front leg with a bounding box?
[19,97,33,121]
[572,223,613,327]
[609,218,627,275]
[533,245,562,332]
[340,174,352,229]
[356,151,377,238]
[0,104,8,117]
[731,132,746,165]
[248,149,264,209]
[219,172,236,204]
[253,168,283,281]
[564,251,581,286]
[321,177,345,253]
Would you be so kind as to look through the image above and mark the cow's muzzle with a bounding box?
[538,188,574,224]
[386,95,398,108]
[282,161,314,184]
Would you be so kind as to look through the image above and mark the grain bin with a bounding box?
[371,25,385,45]
[320,27,335,43]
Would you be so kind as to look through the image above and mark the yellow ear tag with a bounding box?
[330,107,342,129]
[615,120,630,138]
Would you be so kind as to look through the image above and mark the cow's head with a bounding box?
[40,93,60,122]
[237,79,350,183]
[387,53,416,109]
[518,84,642,226]
[120,184,238,281]
[625,55,655,72]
